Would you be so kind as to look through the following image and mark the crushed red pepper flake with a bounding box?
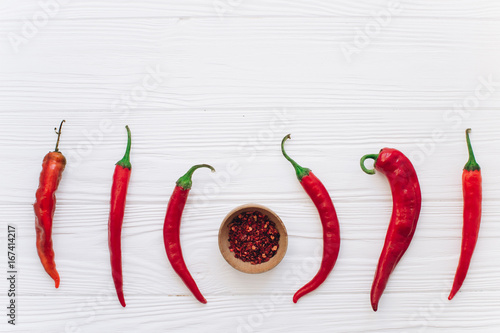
[228,211,280,265]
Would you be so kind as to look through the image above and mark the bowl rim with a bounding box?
[218,203,288,274]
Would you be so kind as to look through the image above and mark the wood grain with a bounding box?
[1,0,500,19]
[1,17,500,110]
[1,1,500,332]
[2,109,500,332]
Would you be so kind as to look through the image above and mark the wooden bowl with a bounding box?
[218,204,288,274]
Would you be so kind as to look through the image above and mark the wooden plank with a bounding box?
[1,2,500,331]
[1,18,500,110]
[1,0,500,19]
[9,293,500,332]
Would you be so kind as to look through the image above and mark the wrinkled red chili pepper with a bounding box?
[361,148,422,311]
[163,164,215,304]
[34,120,67,288]
[449,129,482,300]
[108,126,132,307]
[281,134,341,303]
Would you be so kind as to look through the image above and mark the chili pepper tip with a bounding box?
[50,272,60,288]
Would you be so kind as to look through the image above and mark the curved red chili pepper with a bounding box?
[361,148,421,311]
[281,134,341,303]
[449,129,482,300]
[163,164,215,304]
[108,126,132,307]
[33,120,67,288]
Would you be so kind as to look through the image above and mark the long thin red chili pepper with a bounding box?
[34,120,67,288]
[449,129,482,300]
[281,134,341,303]
[163,164,215,304]
[360,148,421,311]
[108,125,132,307]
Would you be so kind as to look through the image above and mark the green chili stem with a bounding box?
[116,125,132,169]
[176,164,215,190]
[464,128,480,171]
[360,154,379,175]
[281,134,311,181]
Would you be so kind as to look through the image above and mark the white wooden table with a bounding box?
[1,1,500,332]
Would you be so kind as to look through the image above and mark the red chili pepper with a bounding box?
[108,126,132,307]
[33,120,67,288]
[163,164,215,304]
[360,148,421,311]
[449,129,482,300]
[281,134,341,303]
